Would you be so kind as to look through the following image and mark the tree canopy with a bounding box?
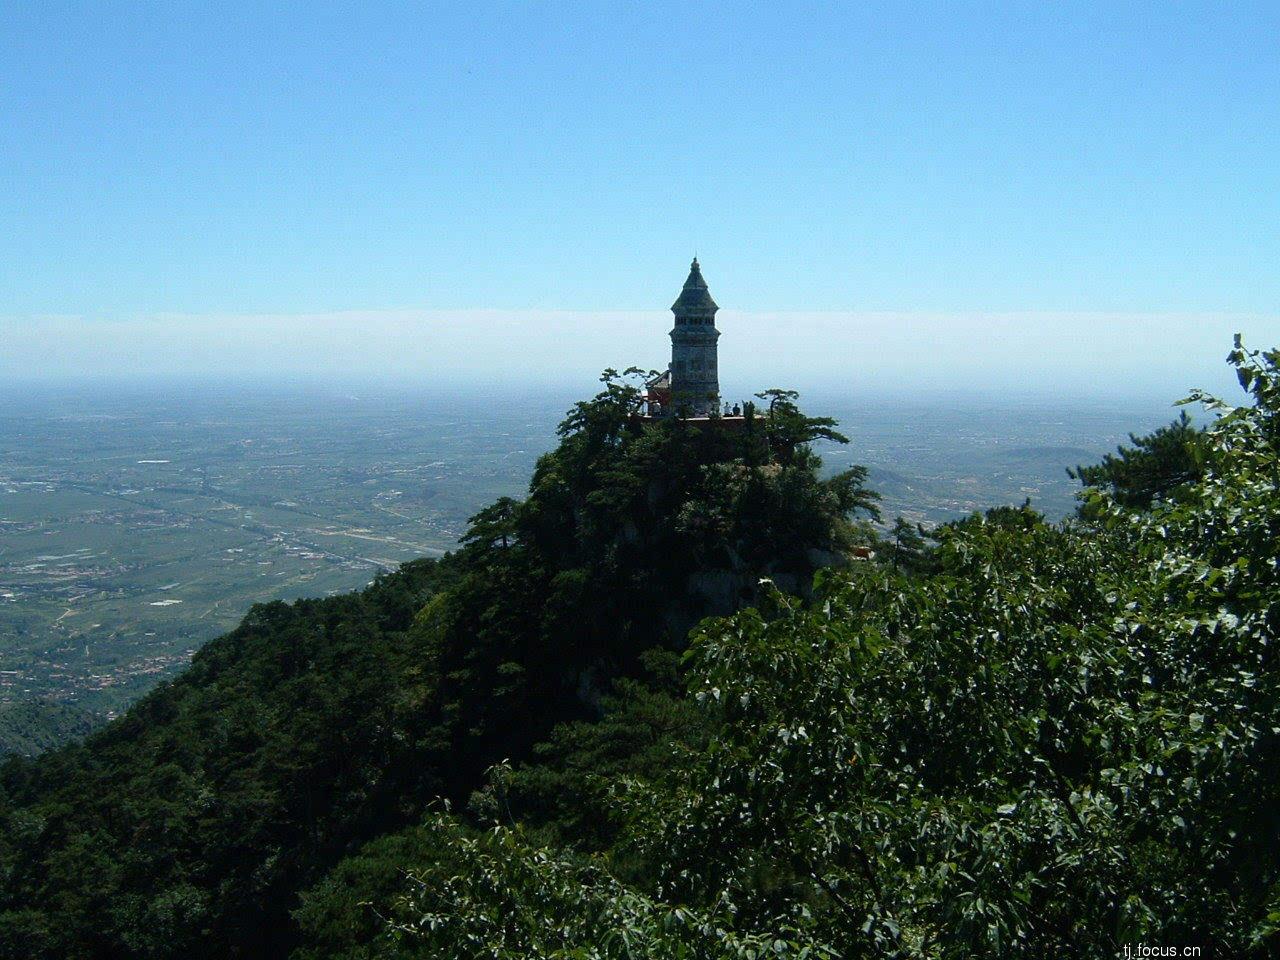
[1068,409,1207,509]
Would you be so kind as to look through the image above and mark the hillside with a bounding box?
[3,345,1279,958]
[0,375,877,959]
[0,701,98,758]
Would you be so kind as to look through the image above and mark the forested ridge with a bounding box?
[3,345,1280,958]
[0,373,876,958]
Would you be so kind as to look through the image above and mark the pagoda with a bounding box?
[645,259,738,420]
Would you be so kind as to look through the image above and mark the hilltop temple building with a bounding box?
[644,258,739,420]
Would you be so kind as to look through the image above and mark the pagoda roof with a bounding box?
[670,258,719,315]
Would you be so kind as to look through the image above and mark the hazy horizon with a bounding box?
[2,306,1269,405]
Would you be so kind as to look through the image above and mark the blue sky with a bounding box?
[1,2,1276,393]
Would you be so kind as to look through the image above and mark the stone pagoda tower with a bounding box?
[668,257,720,416]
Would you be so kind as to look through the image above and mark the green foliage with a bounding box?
[382,341,1280,958]
[1068,409,1206,509]
[480,649,708,853]
[885,516,934,575]
[755,388,850,448]
[382,813,839,959]
[292,824,450,960]
[0,700,99,757]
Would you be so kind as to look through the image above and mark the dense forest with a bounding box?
[2,343,1278,958]
[0,701,98,758]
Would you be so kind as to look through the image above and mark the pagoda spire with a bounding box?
[671,256,719,316]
